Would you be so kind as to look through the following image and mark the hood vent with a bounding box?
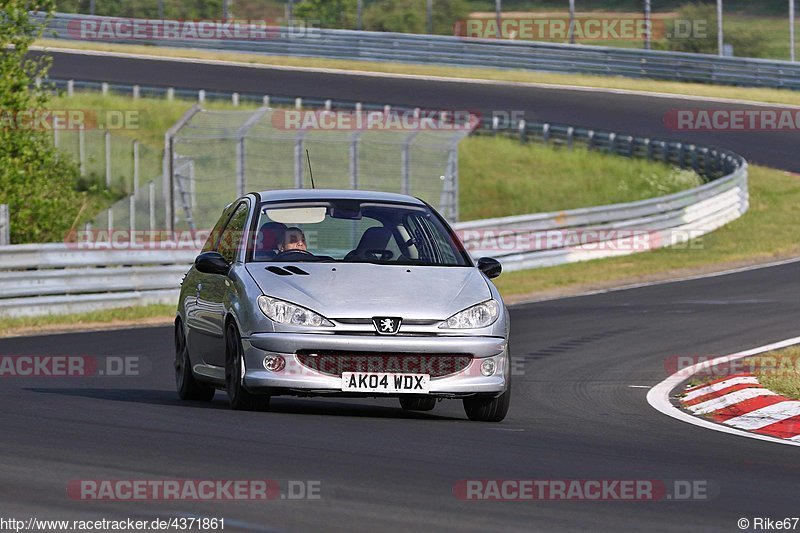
[285,266,309,275]
[266,266,310,276]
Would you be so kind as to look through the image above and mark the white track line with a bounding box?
[683,376,761,402]
[31,44,800,109]
[725,402,800,431]
[686,388,776,415]
[647,336,800,447]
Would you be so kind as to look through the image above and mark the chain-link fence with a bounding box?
[85,105,474,234]
[164,107,473,230]
[51,124,166,234]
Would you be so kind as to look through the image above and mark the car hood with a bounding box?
[245,263,491,320]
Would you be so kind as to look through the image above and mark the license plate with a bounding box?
[341,372,430,394]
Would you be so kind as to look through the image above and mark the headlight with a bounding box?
[258,296,333,327]
[440,300,500,329]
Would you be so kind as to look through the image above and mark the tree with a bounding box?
[54,0,224,19]
[364,0,469,35]
[293,0,358,29]
[0,1,84,243]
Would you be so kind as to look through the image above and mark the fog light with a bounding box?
[480,359,496,377]
[263,354,286,372]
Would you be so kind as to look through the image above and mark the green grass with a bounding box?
[459,135,701,220]
[0,304,176,338]
[50,92,217,194]
[752,346,800,400]
[726,15,796,60]
[493,165,800,298]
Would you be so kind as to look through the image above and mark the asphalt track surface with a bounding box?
[41,49,800,172]
[0,50,797,531]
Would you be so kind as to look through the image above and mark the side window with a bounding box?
[202,207,233,253]
[217,203,250,264]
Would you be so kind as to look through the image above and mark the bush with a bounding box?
[364,0,469,35]
[54,0,225,19]
[0,1,86,244]
[666,2,769,58]
[293,0,358,29]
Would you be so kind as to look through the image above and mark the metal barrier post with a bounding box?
[236,138,246,196]
[148,181,156,231]
[133,140,139,196]
[401,131,420,196]
[129,195,136,237]
[349,132,361,189]
[163,105,202,233]
[78,126,85,175]
[0,204,9,246]
[294,133,304,188]
[105,130,111,188]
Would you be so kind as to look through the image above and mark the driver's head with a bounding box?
[281,227,307,251]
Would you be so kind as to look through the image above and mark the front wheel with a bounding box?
[175,321,215,402]
[225,323,271,411]
[463,388,510,422]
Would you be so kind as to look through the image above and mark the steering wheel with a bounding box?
[273,249,314,261]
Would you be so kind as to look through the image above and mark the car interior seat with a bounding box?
[254,222,287,260]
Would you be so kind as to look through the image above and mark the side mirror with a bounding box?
[477,257,502,279]
[195,251,230,275]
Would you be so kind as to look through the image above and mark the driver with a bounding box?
[280,227,308,252]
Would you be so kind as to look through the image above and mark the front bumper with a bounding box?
[241,332,509,396]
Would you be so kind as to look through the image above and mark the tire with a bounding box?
[225,323,271,411]
[175,321,215,402]
[463,387,511,422]
[399,396,437,411]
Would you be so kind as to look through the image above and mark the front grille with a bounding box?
[296,352,472,378]
[334,318,440,325]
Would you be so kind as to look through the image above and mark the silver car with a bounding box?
[174,189,511,422]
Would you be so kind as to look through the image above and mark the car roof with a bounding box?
[254,188,426,206]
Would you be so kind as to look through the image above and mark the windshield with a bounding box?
[249,200,470,267]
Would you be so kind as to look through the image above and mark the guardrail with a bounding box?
[0,110,748,317]
[0,244,197,317]
[40,12,800,90]
[460,121,748,271]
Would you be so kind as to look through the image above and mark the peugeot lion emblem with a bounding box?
[373,317,402,335]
